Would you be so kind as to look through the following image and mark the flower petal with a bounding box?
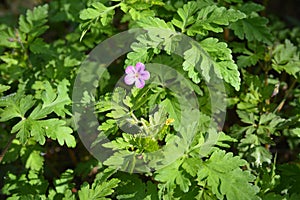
[124,74,136,85]
[135,78,145,88]
[135,62,145,73]
[140,70,150,80]
[125,65,136,74]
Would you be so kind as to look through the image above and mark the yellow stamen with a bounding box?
[165,118,175,125]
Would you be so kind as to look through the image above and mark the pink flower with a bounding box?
[124,62,150,88]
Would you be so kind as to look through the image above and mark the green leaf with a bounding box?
[198,150,260,200]
[137,17,175,31]
[182,157,202,177]
[79,2,117,40]
[130,86,151,111]
[160,98,181,130]
[78,182,94,200]
[272,39,300,77]
[0,84,10,95]
[236,2,265,15]
[42,119,75,147]
[126,8,155,22]
[29,38,50,54]
[11,120,30,144]
[64,56,82,67]
[216,132,237,148]
[236,110,257,124]
[237,54,261,68]
[259,113,280,126]
[2,170,48,197]
[0,89,74,146]
[198,5,245,27]
[183,39,240,90]
[103,150,138,173]
[291,128,300,137]
[56,127,75,147]
[200,38,241,90]
[186,5,246,36]
[40,80,72,118]
[97,119,118,136]
[78,178,120,200]
[231,42,265,68]
[30,80,72,119]
[77,168,120,199]
[80,6,105,20]
[62,190,76,200]
[25,150,44,171]
[125,40,150,69]
[0,81,74,146]
[171,1,199,32]
[116,173,159,200]
[175,170,191,193]
[148,108,167,139]
[230,16,272,44]
[30,119,47,145]
[54,169,74,194]
[182,44,202,84]
[220,168,260,200]
[0,94,35,121]
[155,159,191,193]
[79,2,115,25]
[18,4,49,39]
[0,28,21,48]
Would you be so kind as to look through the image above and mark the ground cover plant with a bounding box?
[0,0,300,199]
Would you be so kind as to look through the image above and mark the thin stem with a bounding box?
[130,111,139,122]
[0,133,16,163]
[264,69,271,105]
[130,111,149,134]
[273,79,297,113]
